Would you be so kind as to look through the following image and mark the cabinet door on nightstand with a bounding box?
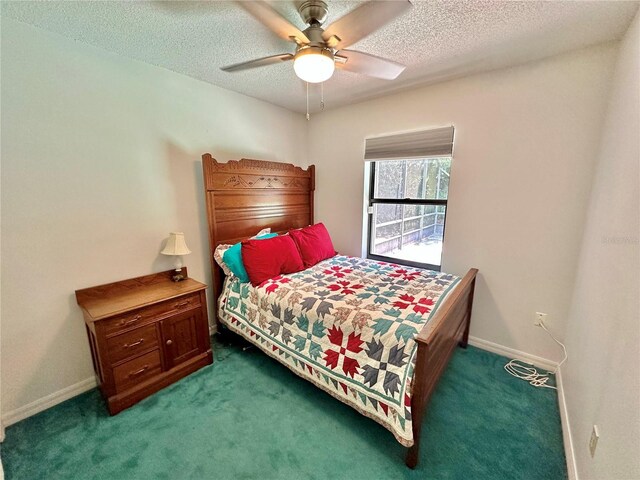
[160,309,202,369]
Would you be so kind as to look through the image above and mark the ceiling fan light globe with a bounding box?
[293,47,335,83]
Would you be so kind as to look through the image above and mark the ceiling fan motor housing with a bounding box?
[300,23,328,48]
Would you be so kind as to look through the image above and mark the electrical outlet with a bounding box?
[535,312,548,326]
[589,425,599,458]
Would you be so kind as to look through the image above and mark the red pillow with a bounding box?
[289,223,337,268]
[241,235,305,286]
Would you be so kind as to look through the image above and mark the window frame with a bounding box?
[366,160,450,271]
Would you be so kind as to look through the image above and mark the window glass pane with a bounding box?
[371,204,445,267]
[373,158,451,200]
[374,160,405,199]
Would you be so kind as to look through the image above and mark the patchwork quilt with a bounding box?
[218,255,460,446]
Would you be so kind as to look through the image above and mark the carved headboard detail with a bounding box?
[202,154,315,325]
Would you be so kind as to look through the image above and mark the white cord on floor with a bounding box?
[504,320,568,389]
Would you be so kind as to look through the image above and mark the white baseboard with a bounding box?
[556,367,578,480]
[468,335,557,371]
[1,377,97,428]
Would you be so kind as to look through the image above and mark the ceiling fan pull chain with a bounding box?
[306,82,310,120]
[321,82,325,111]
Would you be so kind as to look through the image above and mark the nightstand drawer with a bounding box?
[103,293,201,336]
[113,350,162,392]
[107,324,158,364]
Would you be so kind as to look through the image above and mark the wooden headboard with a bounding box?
[202,154,315,326]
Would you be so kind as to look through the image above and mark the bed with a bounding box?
[202,155,478,468]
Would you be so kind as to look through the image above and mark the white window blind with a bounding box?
[364,126,455,160]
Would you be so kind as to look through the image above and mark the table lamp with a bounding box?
[161,232,192,281]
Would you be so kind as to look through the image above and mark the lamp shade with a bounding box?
[161,232,191,256]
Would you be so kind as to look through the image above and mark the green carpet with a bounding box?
[2,334,566,479]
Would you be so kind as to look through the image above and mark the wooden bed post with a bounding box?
[308,164,315,224]
[459,276,476,349]
[406,268,478,468]
[406,343,430,468]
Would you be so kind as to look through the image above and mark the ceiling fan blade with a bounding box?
[336,50,406,80]
[322,0,412,50]
[221,53,294,72]
[239,1,309,44]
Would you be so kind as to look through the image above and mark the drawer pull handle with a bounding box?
[124,339,144,349]
[166,339,173,346]
[120,315,142,327]
[174,301,190,309]
[128,365,149,377]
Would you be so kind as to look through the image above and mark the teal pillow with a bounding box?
[223,233,277,282]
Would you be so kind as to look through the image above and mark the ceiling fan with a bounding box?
[221,0,413,84]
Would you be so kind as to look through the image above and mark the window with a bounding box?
[364,127,454,271]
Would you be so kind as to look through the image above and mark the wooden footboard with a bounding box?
[406,268,478,468]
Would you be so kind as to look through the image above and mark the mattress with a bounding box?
[218,254,461,446]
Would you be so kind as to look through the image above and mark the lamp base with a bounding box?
[171,267,188,282]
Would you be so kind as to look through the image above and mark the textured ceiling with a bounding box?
[2,1,638,113]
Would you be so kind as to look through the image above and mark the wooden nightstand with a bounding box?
[75,267,213,414]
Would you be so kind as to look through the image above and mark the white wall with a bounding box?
[0,18,306,419]
[307,45,617,362]
[563,10,639,480]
